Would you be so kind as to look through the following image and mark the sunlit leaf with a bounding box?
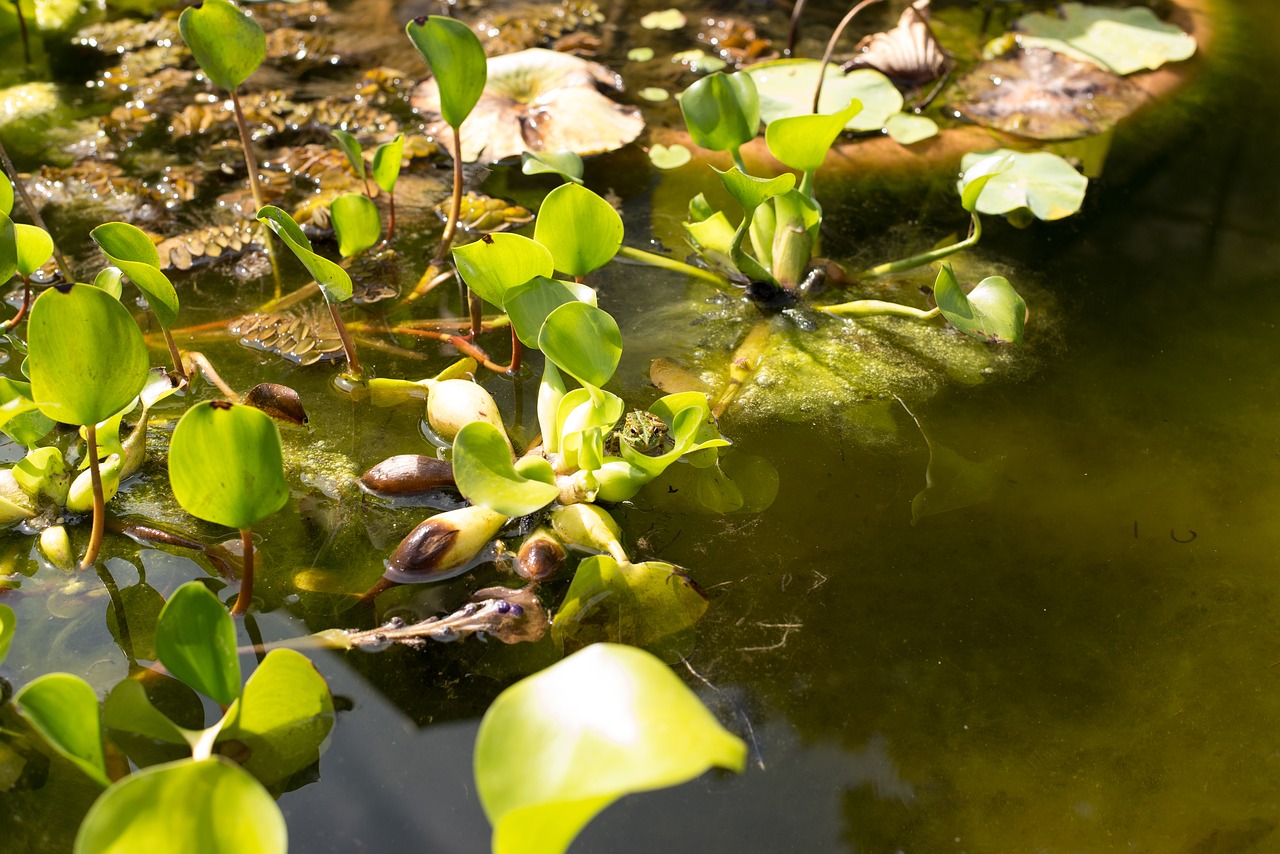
[648,143,691,170]
[0,171,12,216]
[14,223,53,278]
[452,421,559,516]
[958,149,1086,221]
[74,757,286,854]
[218,649,334,789]
[475,643,746,854]
[765,98,861,174]
[680,71,759,154]
[504,276,581,349]
[533,183,623,277]
[747,59,902,130]
[1006,2,1196,75]
[15,673,109,786]
[521,151,584,185]
[169,401,288,532]
[371,134,405,193]
[934,264,1026,345]
[103,679,194,752]
[330,193,381,258]
[27,284,150,427]
[715,167,795,214]
[538,302,621,388]
[330,129,364,182]
[91,266,124,299]
[178,0,266,92]
[257,205,352,303]
[405,15,486,130]
[155,582,242,706]
[0,376,54,446]
[956,152,1013,213]
[0,211,16,286]
[90,222,180,327]
[453,233,553,309]
[640,8,685,30]
[885,112,938,145]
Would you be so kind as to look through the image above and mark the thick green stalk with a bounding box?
[821,300,941,320]
[79,423,106,570]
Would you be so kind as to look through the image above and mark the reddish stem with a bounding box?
[232,527,254,616]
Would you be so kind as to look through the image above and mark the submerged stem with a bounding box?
[161,326,189,385]
[860,212,983,278]
[79,423,106,570]
[435,126,465,264]
[616,245,735,291]
[813,0,884,113]
[327,300,363,379]
[468,290,482,339]
[232,528,254,617]
[509,325,523,375]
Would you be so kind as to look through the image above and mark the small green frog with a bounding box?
[606,410,671,457]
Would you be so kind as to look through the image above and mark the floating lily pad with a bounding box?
[958,148,1088,221]
[954,48,1144,140]
[746,59,902,131]
[649,143,692,170]
[627,47,654,62]
[885,112,938,145]
[638,87,669,102]
[671,49,726,74]
[1006,2,1196,75]
[640,9,686,30]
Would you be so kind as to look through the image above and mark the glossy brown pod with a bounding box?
[243,382,308,426]
[515,528,566,581]
[360,454,456,494]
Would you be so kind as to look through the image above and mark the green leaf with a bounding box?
[1007,2,1196,75]
[168,401,289,531]
[0,603,14,665]
[764,98,861,173]
[475,643,746,854]
[218,649,334,788]
[885,112,938,145]
[715,167,795,214]
[28,284,150,427]
[14,446,69,504]
[747,59,902,130]
[538,302,622,388]
[330,129,364,182]
[405,15,487,129]
[533,183,623,277]
[14,223,53,278]
[74,757,286,854]
[14,673,109,786]
[957,152,1013,213]
[330,193,381,258]
[933,264,1026,345]
[91,266,124,299]
[452,421,560,516]
[256,206,352,303]
[90,222,180,327]
[452,234,554,309]
[958,149,1087,221]
[504,276,581,349]
[648,143,691,170]
[155,581,241,706]
[371,134,405,193]
[521,151,584,184]
[0,170,12,216]
[103,679,194,750]
[0,210,17,286]
[178,0,265,92]
[0,376,54,446]
[679,71,759,154]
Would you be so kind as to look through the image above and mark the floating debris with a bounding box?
[696,17,777,68]
[156,222,266,270]
[230,308,346,366]
[438,192,534,234]
[473,0,604,55]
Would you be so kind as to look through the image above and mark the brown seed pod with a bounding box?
[359,455,455,495]
[385,505,507,583]
[515,528,567,581]
[244,383,309,426]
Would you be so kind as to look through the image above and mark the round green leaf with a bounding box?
[0,171,12,216]
[15,673,109,786]
[648,143,691,170]
[452,421,559,516]
[504,276,581,349]
[257,206,352,303]
[1007,2,1196,75]
[90,222,180,327]
[155,581,241,706]
[958,149,1087,221]
[933,264,1027,345]
[521,151,584,185]
[330,129,364,182]
[538,302,622,388]
[885,112,939,145]
[169,401,288,532]
[453,234,554,309]
[372,134,405,193]
[0,603,12,665]
[74,757,286,854]
[679,71,759,154]
[475,643,746,854]
[14,223,53,278]
[178,0,265,92]
[330,193,381,258]
[533,183,623,277]
[28,283,150,426]
[765,98,861,173]
[747,59,902,131]
[405,15,487,130]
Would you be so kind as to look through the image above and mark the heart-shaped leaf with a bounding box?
[372,134,405,193]
[90,222,180,327]
[521,151,584,184]
[958,149,1086,221]
[538,302,622,388]
[178,0,265,92]
[405,15,487,130]
[764,98,862,174]
[475,643,746,854]
[330,193,381,258]
[452,421,560,516]
[680,71,759,154]
[933,264,1026,345]
[15,223,52,278]
[28,284,150,427]
[1007,2,1196,75]
[885,112,938,145]
[330,129,364,182]
[648,143,692,170]
[533,183,623,277]
[257,206,352,303]
[453,234,554,309]
[75,757,286,854]
[168,401,289,532]
[15,673,109,786]
[155,581,241,706]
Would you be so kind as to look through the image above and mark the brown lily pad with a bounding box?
[952,48,1147,140]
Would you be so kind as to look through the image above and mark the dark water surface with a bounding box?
[4,0,1280,851]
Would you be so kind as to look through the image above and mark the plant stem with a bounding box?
[731,146,748,174]
[786,0,809,55]
[435,125,465,264]
[385,189,397,244]
[0,140,74,283]
[161,325,189,385]
[232,527,254,616]
[859,212,982,277]
[4,276,30,330]
[813,0,884,113]
[326,300,363,379]
[713,319,772,418]
[186,351,240,401]
[229,88,266,213]
[16,0,30,65]
[468,290,482,339]
[508,325,522,375]
[800,170,816,199]
[820,300,941,320]
[616,245,735,291]
[79,423,106,570]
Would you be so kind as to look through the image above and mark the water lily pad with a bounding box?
[953,48,1144,141]
[958,149,1087,221]
[885,112,938,145]
[649,143,691,170]
[627,47,654,62]
[640,9,686,30]
[746,59,902,131]
[638,87,669,102]
[1006,2,1196,75]
[671,49,726,74]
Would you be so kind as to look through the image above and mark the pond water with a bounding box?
[3,0,1280,851]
